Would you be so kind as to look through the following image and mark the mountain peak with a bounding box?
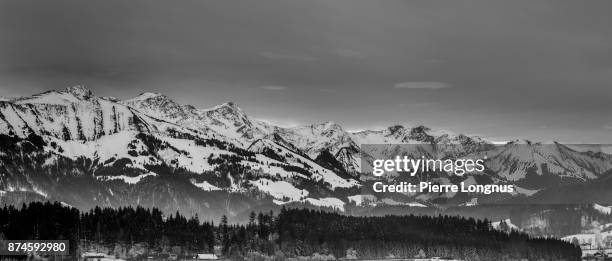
[123,92,179,109]
[220,101,241,110]
[411,125,431,133]
[387,124,406,134]
[408,125,434,142]
[122,92,187,122]
[183,104,197,111]
[64,85,93,99]
[129,92,167,101]
[206,101,246,115]
[312,121,341,130]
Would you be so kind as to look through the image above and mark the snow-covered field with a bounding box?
[250,178,308,201]
[191,180,221,191]
[594,203,612,215]
[97,173,157,184]
[491,219,519,231]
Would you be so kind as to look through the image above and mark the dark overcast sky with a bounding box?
[0,0,611,143]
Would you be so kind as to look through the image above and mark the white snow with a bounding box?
[273,197,345,211]
[491,219,519,231]
[54,131,134,159]
[347,195,362,206]
[511,186,540,196]
[81,252,125,261]
[249,178,308,201]
[477,143,611,181]
[562,230,612,253]
[348,194,378,206]
[126,92,164,101]
[98,173,156,184]
[1,90,139,141]
[191,180,221,191]
[274,121,355,159]
[561,221,612,256]
[460,198,478,207]
[16,91,81,106]
[32,186,48,198]
[303,197,345,211]
[7,86,612,213]
[248,139,359,189]
[157,136,227,173]
[379,198,427,207]
[594,203,612,215]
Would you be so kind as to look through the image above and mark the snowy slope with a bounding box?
[247,138,358,188]
[2,87,137,140]
[2,85,612,215]
[0,86,362,209]
[273,121,357,158]
[123,93,268,145]
[470,142,612,181]
[491,219,520,231]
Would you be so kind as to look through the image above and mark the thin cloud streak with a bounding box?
[260,85,288,91]
[394,82,451,89]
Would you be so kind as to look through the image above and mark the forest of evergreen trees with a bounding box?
[0,202,215,257]
[0,202,581,260]
[272,209,581,260]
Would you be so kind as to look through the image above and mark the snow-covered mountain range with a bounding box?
[1,86,611,219]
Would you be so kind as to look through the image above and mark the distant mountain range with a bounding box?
[1,85,611,220]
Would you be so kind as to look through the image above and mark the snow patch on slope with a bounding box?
[97,172,156,184]
[594,203,612,215]
[303,197,345,211]
[379,198,427,207]
[250,178,308,201]
[491,219,519,231]
[191,180,221,191]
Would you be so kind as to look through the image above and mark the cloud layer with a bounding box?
[0,0,611,142]
[394,82,450,89]
[260,85,288,91]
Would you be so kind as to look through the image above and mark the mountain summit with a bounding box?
[123,92,188,122]
[64,85,94,99]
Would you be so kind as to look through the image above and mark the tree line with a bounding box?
[221,208,581,260]
[0,202,581,260]
[0,202,215,256]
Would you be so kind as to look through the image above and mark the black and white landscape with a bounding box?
[1,1,612,260]
[2,85,611,217]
